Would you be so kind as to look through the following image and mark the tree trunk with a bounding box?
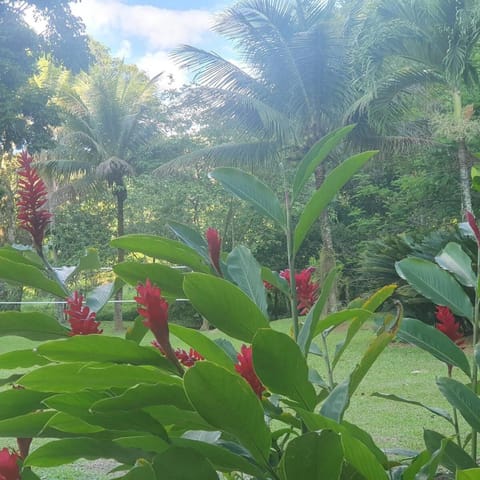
[114,185,127,331]
[458,139,473,214]
[314,165,338,313]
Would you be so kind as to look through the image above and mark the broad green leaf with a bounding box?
[395,258,473,321]
[293,124,356,201]
[298,267,338,354]
[92,383,192,412]
[457,468,480,479]
[437,377,480,431]
[0,256,67,297]
[294,150,377,253]
[435,242,477,288]
[372,393,453,424]
[184,361,271,465]
[261,267,290,296]
[312,309,372,341]
[115,435,168,454]
[114,262,184,298]
[0,411,55,437]
[19,362,181,392]
[0,349,49,369]
[0,389,50,421]
[416,438,449,480]
[25,438,143,467]
[20,469,42,480]
[0,246,42,267]
[153,447,218,480]
[169,324,234,371]
[333,285,397,367]
[114,462,156,480]
[252,329,316,410]
[211,167,286,229]
[402,450,432,480]
[183,273,269,342]
[146,405,213,432]
[226,246,268,316]
[45,412,104,434]
[0,312,69,340]
[424,429,476,472]
[168,221,210,264]
[125,315,148,344]
[398,318,471,378]
[295,409,387,465]
[112,235,210,273]
[341,433,388,480]
[37,335,175,371]
[320,379,350,422]
[282,431,343,480]
[58,248,101,283]
[86,281,119,312]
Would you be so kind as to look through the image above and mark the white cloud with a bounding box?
[71,0,214,50]
[136,51,187,88]
[114,39,132,59]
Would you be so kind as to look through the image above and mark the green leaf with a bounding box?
[112,235,210,273]
[146,405,212,432]
[114,262,185,298]
[424,429,476,472]
[86,281,118,312]
[19,362,181,392]
[45,412,104,434]
[0,256,67,297]
[320,379,350,422]
[58,248,101,283]
[395,258,473,321]
[169,324,235,371]
[0,312,69,340]
[0,389,50,421]
[114,462,156,480]
[211,167,286,229]
[435,242,477,288]
[261,267,290,296]
[184,361,271,465]
[294,151,377,253]
[0,411,55,437]
[341,433,388,480]
[168,221,210,264]
[252,329,316,410]
[298,267,338,354]
[226,246,268,316]
[153,447,218,480]
[456,468,480,479]
[0,246,42,268]
[293,125,356,201]
[0,349,49,369]
[183,273,269,343]
[437,377,480,432]
[312,309,372,341]
[92,383,192,412]
[282,431,343,480]
[25,438,143,467]
[398,318,471,378]
[37,335,175,371]
[125,315,148,344]
[371,393,453,424]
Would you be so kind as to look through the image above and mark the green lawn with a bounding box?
[0,318,467,479]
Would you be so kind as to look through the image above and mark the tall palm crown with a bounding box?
[167,0,353,168]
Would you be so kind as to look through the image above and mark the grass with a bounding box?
[0,318,470,478]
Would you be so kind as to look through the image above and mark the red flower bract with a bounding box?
[174,348,204,367]
[280,267,319,314]
[16,150,52,250]
[206,228,222,274]
[0,448,21,480]
[435,306,463,344]
[235,344,265,398]
[65,291,103,335]
[466,211,480,248]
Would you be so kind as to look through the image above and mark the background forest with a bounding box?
[2,0,480,318]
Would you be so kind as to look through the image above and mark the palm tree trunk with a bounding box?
[458,139,473,214]
[314,165,338,312]
[114,186,127,330]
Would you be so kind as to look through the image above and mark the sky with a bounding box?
[67,0,236,88]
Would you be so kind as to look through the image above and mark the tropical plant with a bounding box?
[0,127,410,479]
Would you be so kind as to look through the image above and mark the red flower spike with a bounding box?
[280,267,319,315]
[466,212,480,248]
[0,448,21,480]
[65,291,103,336]
[16,150,53,251]
[174,348,204,367]
[206,228,222,275]
[435,306,463,344]
[235,344,265,398]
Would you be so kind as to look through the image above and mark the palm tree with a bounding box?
[353,0,480,213]
[165,0,360,309]
[46,61,161,329]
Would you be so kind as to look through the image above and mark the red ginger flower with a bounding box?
[435,306,463,344]
[16,150,52,251]
[0,448,21,480]
[206,228,222,275]
[280,267,319,315]
[235,344,265,398]
[466,211,480,248]
[65,291,103,335]
[174,348,204,367]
